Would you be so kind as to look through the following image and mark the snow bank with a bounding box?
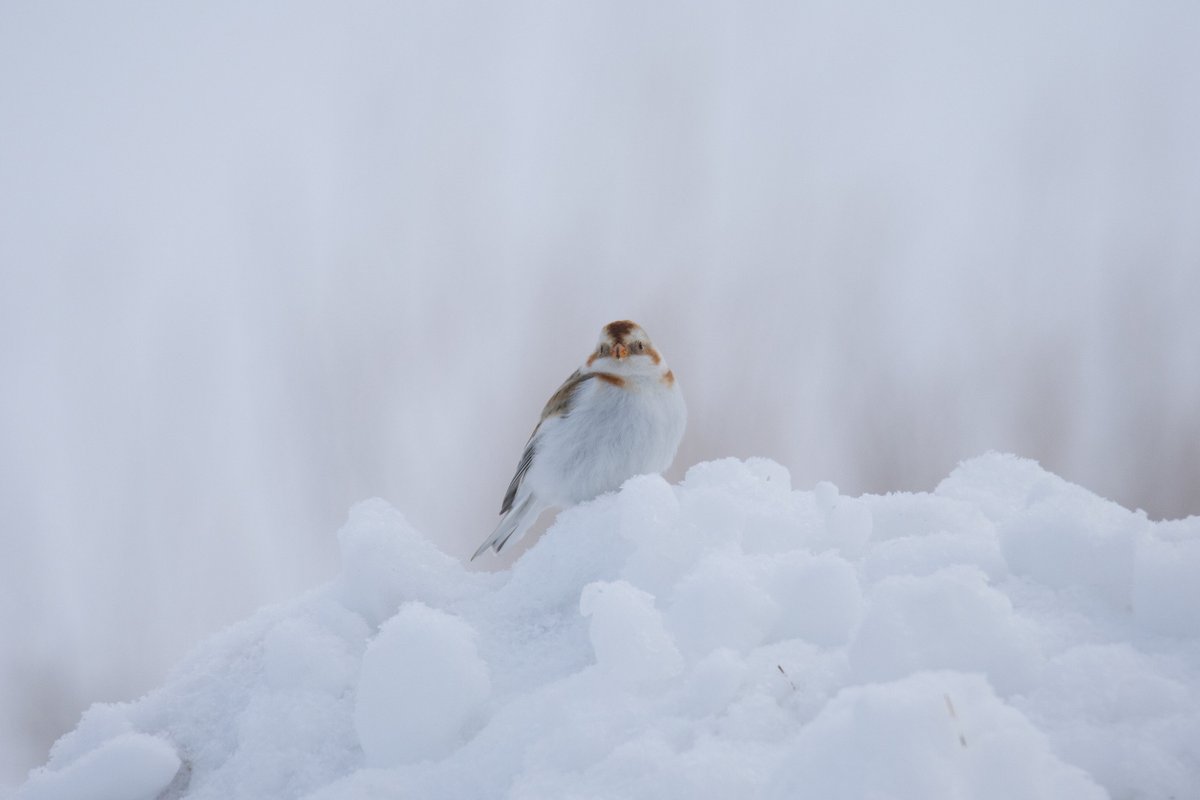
[17,454,1200,799]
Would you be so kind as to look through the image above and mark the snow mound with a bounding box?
[18,454,1200,799]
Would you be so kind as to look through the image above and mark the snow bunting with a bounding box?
[471,320,686,560]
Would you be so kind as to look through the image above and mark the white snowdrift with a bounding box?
[17,454,1200,799]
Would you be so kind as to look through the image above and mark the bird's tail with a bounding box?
[470,494,546,561]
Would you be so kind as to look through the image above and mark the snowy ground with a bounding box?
[15,453,1199,799]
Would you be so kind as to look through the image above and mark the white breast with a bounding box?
[527,373,686,508]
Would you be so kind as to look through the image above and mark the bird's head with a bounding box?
[586,320,667,376]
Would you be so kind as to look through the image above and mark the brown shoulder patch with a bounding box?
[604,320,637,342]
[661,369,675,387]
[595,372,626,388]
[541,370,593,419]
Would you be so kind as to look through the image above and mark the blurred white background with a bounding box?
[2,0,1198,787]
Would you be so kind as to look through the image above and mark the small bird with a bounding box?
[471,320,686,560]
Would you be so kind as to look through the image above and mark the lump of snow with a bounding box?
[666,554,779,658]
[354,602,490,766]
[673,648,748,718]
[17,733,180,800]
[998,489,1147,607]
[848,566,1040,695]
[935,451,1070,523]
[580,580,683,683]
[764,551,863,646]
[813,481,873,555]
[335,499,483,628]
[617,473,681,543]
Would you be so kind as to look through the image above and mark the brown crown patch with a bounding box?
[604,320,638,342]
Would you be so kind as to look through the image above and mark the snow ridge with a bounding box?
[17,454,1200,799]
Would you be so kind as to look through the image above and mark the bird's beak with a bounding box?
[612,343,629,360]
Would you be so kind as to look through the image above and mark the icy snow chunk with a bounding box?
[679,488,750,552]
[813,481,872,555]
[17,733,180,800]
[744,457,792,490]
[848,566,1040,695]
[936,452,1069,524]
[764,551,863,646]
[667,554,779,658]
[618,473,680,541]
[335,499,478,627]
[677,458,796,552]
[767,671,1106,800]
[580,580,683,683]
[673,648,747,718]
[1133,519,1200,638]
[354,602,490,766]
[615,475,691,597]
[813,480,839,511]
[998,490,1148,607]
[681,457,767,492]
[38,703,136,775]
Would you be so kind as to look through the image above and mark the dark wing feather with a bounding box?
[499,370,595,514]
[501,443,535,514]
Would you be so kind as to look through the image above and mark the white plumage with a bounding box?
[471,321,686,560]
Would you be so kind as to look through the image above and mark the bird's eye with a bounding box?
[634,341,645,352]
[598,344,611,357]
